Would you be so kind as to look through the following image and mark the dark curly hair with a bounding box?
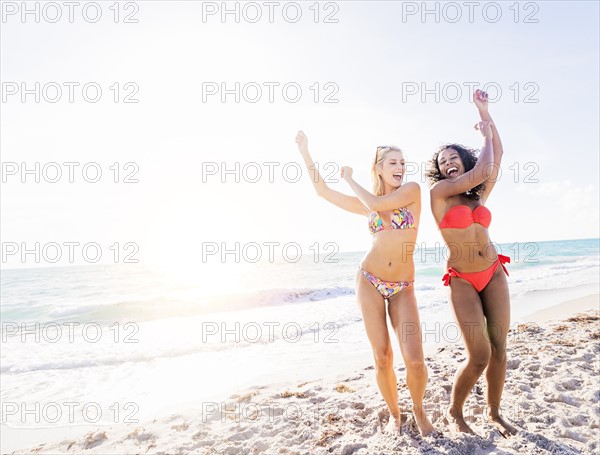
[425,144,485,200]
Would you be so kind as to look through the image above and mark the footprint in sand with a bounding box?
[507,359,521,370]
[358,407,373,419]
[83,431,108,449]
[126,428,155,443]
[544,392,581,407]
[171,422,189,432]
[558,378,583,391]
[561,414,588,427]
[517,383,532,392]
[558,427,587,443]
[192,430,208,441]
[340,442,368,455]
[192,438,215,447]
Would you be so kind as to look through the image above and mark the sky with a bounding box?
[1,0,599,269]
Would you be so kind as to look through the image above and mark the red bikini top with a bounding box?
[438,205,491,229]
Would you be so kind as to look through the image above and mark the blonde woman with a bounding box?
[295,131,433,436]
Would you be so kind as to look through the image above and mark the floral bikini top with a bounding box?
[368,207,415,234]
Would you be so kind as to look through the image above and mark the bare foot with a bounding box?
[413,406,435,436]
[444,408,475,434]
[489,414,518,438]
[414,413,435,436]
[383,414,402,435]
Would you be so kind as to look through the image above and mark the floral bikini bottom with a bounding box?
[359,267,414,299]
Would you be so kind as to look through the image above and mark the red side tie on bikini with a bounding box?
[442,254,510,287]
[498,254,510,275]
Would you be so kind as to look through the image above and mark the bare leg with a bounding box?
[355,272,400,433]
[388,286,434,436]
[446,277,491,434]
[480,266,518,437]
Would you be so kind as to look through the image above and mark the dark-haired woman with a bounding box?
[427,90,517,437]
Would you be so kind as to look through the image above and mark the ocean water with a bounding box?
[1,238,598,429]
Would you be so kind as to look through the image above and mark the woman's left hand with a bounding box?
[473,89,489,112]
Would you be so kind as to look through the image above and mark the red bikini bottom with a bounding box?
[442,254,510,293]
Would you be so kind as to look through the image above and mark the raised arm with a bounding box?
[341,166,420,212]
[295,131,369,215]
[474,89,504,203]
[430,119,495,200]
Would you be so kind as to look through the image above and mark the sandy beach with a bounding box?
[7,293,598,455]
[3,0,599,452]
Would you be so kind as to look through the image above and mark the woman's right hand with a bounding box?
[295,130,309,155]
[474,120,494,140]
[340,166,353,181]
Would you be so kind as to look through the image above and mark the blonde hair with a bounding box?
[371,146,403,196]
